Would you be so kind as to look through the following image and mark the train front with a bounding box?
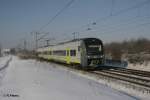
[81,38,104,68]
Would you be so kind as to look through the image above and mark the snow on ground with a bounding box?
[0,56,11,69]
[128,62,150,72]
[104,59,150,72]
[0,56,12,87]
[0,56,138,100]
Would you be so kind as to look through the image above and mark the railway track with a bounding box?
[110,68,150,77]
[90,68,150,93]
[36,57,150,93]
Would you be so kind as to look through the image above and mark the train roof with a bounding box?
[37,38,102,50]
[57,37,102,45]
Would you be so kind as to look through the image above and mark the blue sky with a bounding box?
[0,0,150,49]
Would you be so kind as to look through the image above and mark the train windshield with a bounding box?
[84,38,103,55]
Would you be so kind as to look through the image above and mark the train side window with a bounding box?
[63,50,66,56]
[70,50,76,56]
[53,50,66,56]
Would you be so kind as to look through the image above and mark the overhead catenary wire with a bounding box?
[38,0,75,31]
[90,16,150,33]
[35,0,150,44]
[31,0,75,48]
[89,0,150,29]
[83,16,150,34]
[86,20,150,36]
[61,0,150,37]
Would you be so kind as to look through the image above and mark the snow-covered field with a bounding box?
[0,56,12,86]
[0,56,139,100]
[0,56,11,69]
[105,59,150,72]
[128,62,150,72]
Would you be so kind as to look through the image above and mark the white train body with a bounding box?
[37,38,104,68]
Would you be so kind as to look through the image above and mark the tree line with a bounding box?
[104,38,150,63]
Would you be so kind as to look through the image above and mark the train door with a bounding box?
[66,48,71,64]
[80,41,88,67]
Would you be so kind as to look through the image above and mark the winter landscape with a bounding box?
[1,0,150,100]
[0,56,144,100]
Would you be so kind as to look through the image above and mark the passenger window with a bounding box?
[53,50,66,56]
[70,50,76,56]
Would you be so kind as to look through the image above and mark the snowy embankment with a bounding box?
[0,56,12,86]
[105,59,150,72]
[0,57,137,100]
[0,56,12,70]
[128,62,150,71]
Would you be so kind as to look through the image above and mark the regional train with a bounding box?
[36,38,105,69]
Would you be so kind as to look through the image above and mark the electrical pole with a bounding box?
[31,32,40,50]
[35,32,38,50]
[31,32,49,50]
[24,39,27,50]
[44,38,55,47]
[72,32,76,40]
[72,32,79,40]
[0,43,1,57]
[46,39,50,46]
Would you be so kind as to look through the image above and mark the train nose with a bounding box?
[87,56,104,66]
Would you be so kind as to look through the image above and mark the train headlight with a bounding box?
[87,55,104,58]
[87,56,91,58]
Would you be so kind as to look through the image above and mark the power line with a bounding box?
[62,0,150,36]
[92,0,150,28]
[91,16,150,33]
[79,21,150,41]
[39,0,75,31]
[31,0,75,48]
[37,32,49,41]
[95,21,150,35]
[39,0,150,42]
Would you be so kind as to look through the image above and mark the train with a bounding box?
[36,38,105,69]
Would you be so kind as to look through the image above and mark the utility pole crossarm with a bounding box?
[37,32,49,41]
[31,31,50,50]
